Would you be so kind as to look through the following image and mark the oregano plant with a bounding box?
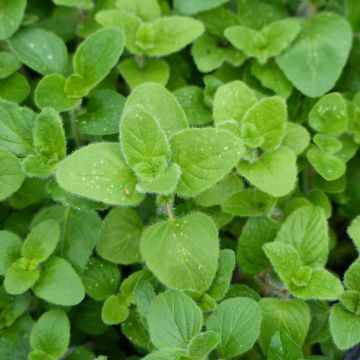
[0,0,360,359]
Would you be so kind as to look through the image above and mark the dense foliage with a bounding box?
[1,0,360,359]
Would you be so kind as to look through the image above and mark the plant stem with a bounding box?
[69,108,82,147]
[165,201,174,221]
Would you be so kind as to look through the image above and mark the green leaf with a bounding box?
[82,257,121,301]
[213,80,257,125]
[206,297,261,358]
[30,310,70,358]
[21,220,60,264]
[225,19,301,63]
[0,52,20,79]
[29,350,55,360]
[102,294,129,325]
[237,147,297,197]
[237,217,279,275]
[35,74,81,112]
[174,0,229,15]
[251,60,293,98]
[188,331,220,360]
[282,123,311,155]
[118,58,169,89]
[116,0,161,22]
[242,96,287,151]
[76,89,125,136]
[259,298,310,352]
[33,257,85,306]
[274,206,328,267]
[4,259,40,295]
[0,99,35,156]
[170,128,243,197]
[0,72,30,103]
[148,289,203,349]
[65,27,124,96]
[207,249,235,301]
[0,148,25,201]
[267,331,303,360]
[173,86,212,127]
[53,0,93,9]
[0,231,22,276]
[330,303,360,350]
[308,93,347,135]
[191,34,245,73]
[0,0,26,40]
[9,28,68,75]
[222,188,276,216]
[140,212,219,293]
[123,82,188,137]
[97,208,142,265]
[56,142,144,206]
[134,282,155,317]
[344,257,360,292]
[348,216,360,251]
[120,105,170,180]
[307,147,346,181]
[143,349,188,360]
[276,13,353,97]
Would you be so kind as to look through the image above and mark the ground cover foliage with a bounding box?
[1,0,360,359]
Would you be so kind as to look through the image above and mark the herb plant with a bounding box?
[0,0,360,359]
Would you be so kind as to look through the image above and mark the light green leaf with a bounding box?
[53,0,93,9]
[124,82,188,137]
[30,310,70,358]
[82,257,121,301]
[170,128,243,197]
[140,212,219,293]
[267,331,303,360]
[307,147,345,181]
[222,188,276,216]
[308,93,347,135]
[276,13,353,97]
[174,0,229,15]
[191,34,245,73]
[116,0,161,22]
[35,74,81,112]
[274,206,328,267]
[9,28,68,75]
[0,148,25,201]
[0,72,30,103]
[0,0,26,40]
[102,294,129,325]
[56,142,144,206]
[66,27,124,96]
[330,303,360,350]
[119,58,169,89]
[76,89,125,136]
[148,289,203,349]
[344,258,360,292]
[259,298,310,352]
[280,123,311,155]
[207,249,235,301]
[0,99,35,156]
[143,16,204,57]
[188,331,220,360]
[4,259,40,295]
[348,217,360,252]
[33,257,85,306]
[120,105,170,180]
[22,220,60,264]
[173,86,212,126]
[134,282,155,317]
[97,208,142,265]
[142,349,187,360]
[213,80,257,125]
[237,147,297,197]
[206,297,261,358]
[0,231,22,276]
[237,217,279,275]
[242,96,287,151]
[225,19,301,63]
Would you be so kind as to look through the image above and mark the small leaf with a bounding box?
[174,0,229,15]
[0,231,22,276]
[56,143,144,206]
[30,310,70,358]
[35,74,81,112]
[188,331,220,360]
[206,297,261,358]
[140,212,219,293]
[276,13,353,97]
[170,128,243,197]
[344,257,360,292]
[237,147,297,197]
[116,0,161,22]
[9,28,68,75]
[0,52,21,79]
[0,72,30,103]
[148,289,203,349]
[101,295,129,325]
[279,122,311,155]
[0,0,26,40]
[33,257,85,306]
[267,332,303,360]
[97,208,143,265]
[0,148,25,201]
